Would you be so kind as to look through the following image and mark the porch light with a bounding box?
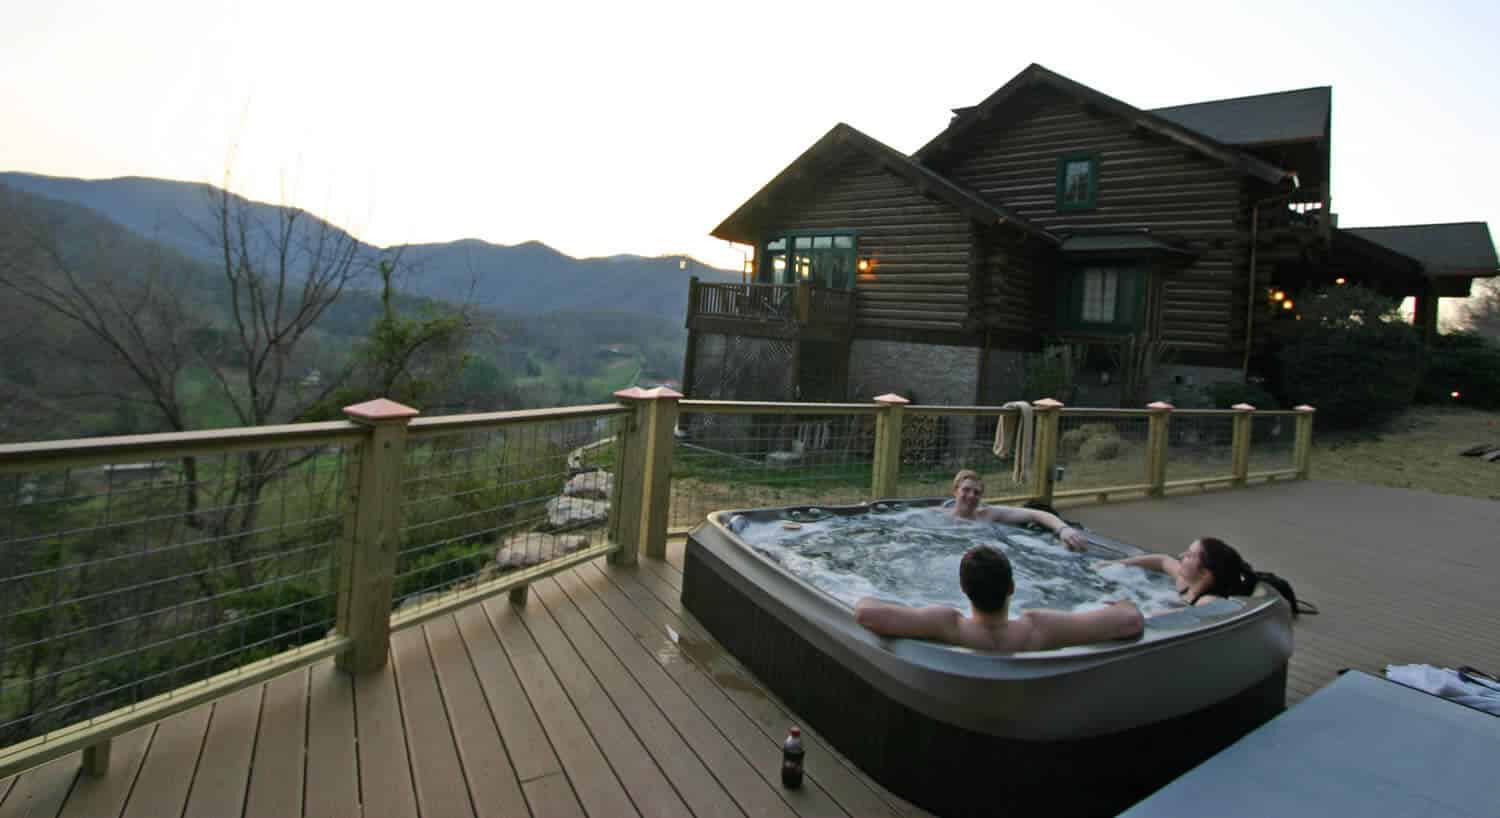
[1271,290,1285,302]
[1335,277,1347,285]
[857,258,873,274]
[1282,299,1295,310]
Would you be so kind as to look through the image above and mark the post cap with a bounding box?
[343,398,420,423]
[1294,404,1317,412]
[873,393,910,405]
[1032,398,1064,409]
[1146,401,1175,411]
[614,386,684,401]
[1231,402,1256,411]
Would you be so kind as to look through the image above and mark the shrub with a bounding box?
[1417,331,1500,410]
[1079,435,1123,462]
[1272,286,1425,429]
[1203,380,1280,410]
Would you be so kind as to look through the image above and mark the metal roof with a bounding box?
[1057,233,1194,257]
[1343,223,1499,277]
[1148,87,1330,146]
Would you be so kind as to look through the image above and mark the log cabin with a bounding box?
[685,63,1498,410]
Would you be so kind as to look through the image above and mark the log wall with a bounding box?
[933,86,1250,352]
[759,153,974,335]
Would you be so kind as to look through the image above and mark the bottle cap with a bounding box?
[789,726,801,737]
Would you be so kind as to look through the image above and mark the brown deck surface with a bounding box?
[3,479,1496,817]
[1066,479,1500,704]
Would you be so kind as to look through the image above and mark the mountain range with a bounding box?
[0,171,739,320]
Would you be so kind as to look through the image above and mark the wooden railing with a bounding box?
[687,279,854,332]
[691,281,796,322]
[0,391,1314,781]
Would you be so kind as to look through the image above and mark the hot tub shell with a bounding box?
[682,501,1292,818]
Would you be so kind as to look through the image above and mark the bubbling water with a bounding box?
[736,506,1181,615]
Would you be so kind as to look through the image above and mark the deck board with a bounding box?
[0,754,79,818]
[511,583,695,818]
[123,706,211,818]
[581,562,910,818]
[484,597,641,818]
[522,773,586,818]
[56,726,151,818]
[183,684,262,818]
[558,566,871,818]
[451,603,560,784]
[352,654,419,818]
[390,627,476,818]
[244,668,307,818]
[422,617,530,818]
[537,575,793,818]
[14,480,1499,817]
[304,661,359,818]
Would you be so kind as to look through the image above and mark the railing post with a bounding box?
[1146,401,1174,498]
[82,739,111,777]
[1030,398,1063,505]
[796,281,812,324]
[1293,404,1316,479]
[1231,403,1255,487]
[336,398,420,674]
[610,387,682,563]
[870,393,909,500]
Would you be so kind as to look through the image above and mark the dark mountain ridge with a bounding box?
[0,171,739,320]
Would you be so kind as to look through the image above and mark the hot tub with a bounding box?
[682,499,1292,818]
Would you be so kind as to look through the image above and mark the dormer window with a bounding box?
[1056,154,1098,211]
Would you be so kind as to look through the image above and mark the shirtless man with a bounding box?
[854,545,1144,651]
[946,469,1090,552]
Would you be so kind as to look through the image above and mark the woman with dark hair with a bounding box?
[1116,537,1308,615]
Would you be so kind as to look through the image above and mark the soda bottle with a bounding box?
[781,726,805,788]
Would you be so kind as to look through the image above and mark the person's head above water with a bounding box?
[951,469,984,519]
[959,545,1014,614]
[1178,537,1303,614]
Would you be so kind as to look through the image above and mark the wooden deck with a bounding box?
[3,479,1497,817]
[1067,479,1500,704]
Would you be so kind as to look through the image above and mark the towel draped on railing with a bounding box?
[993,401,1035,486]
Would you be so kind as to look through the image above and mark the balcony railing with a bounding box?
[0,392,1314,781]
[687,279,854,333]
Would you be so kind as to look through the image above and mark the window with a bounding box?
[1056,154,1097,211]
[1059,267,1145,333]
[1080,269,1118,322]
[759,232,855,288]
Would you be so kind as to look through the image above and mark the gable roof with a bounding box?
[1149,87,1331,146]
[916,63,1296,186]
[711,123,1055,245]
[1343,223,1500,278]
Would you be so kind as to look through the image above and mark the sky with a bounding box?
[3,0,1498,302]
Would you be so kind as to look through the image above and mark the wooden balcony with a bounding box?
[686,280,855,342]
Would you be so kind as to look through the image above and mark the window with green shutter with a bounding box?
[1056,154,1098,211]
[1058,268,1146,334]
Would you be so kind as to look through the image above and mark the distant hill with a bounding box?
[0,172,739,319]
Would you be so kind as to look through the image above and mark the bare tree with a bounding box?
[1462,277,1500,340]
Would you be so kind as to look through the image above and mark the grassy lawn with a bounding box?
[1312,406,1500,501]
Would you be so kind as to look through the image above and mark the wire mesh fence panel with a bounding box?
[670,409,876,530]
[1164,412,1236,484]
[1055,412,1153,493]
[0,443,350,750]
[897,410,1032,501]
[1248,413,1298,474]
[397,414,623,615]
